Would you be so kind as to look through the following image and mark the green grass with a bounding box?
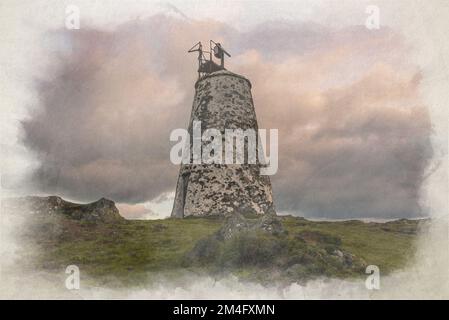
[22,214,423,287]
[282,217,421,273]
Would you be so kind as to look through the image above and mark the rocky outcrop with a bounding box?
[184,215,367,283]
[217,213,286,240]
[171,70,275,217]
[2,196,123,223]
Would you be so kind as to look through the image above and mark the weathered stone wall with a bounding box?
[171,70,275,217]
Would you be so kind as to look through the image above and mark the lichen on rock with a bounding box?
[3,196,123,223]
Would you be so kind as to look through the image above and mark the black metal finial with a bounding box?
[188,40,231,79]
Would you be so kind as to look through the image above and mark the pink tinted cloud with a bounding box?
[22,15,431,218]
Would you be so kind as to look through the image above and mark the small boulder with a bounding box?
[217,213,286,240]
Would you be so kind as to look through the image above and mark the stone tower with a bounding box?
[171,70,275,217]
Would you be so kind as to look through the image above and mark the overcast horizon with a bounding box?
[1,1,447,220]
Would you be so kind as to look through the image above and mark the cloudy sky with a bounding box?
[1,0,448,219]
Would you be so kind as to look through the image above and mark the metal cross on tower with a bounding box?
[188,40,231,79]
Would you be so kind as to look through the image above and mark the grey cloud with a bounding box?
[22,15,432,218]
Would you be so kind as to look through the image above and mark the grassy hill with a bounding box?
[9,197,423,288]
